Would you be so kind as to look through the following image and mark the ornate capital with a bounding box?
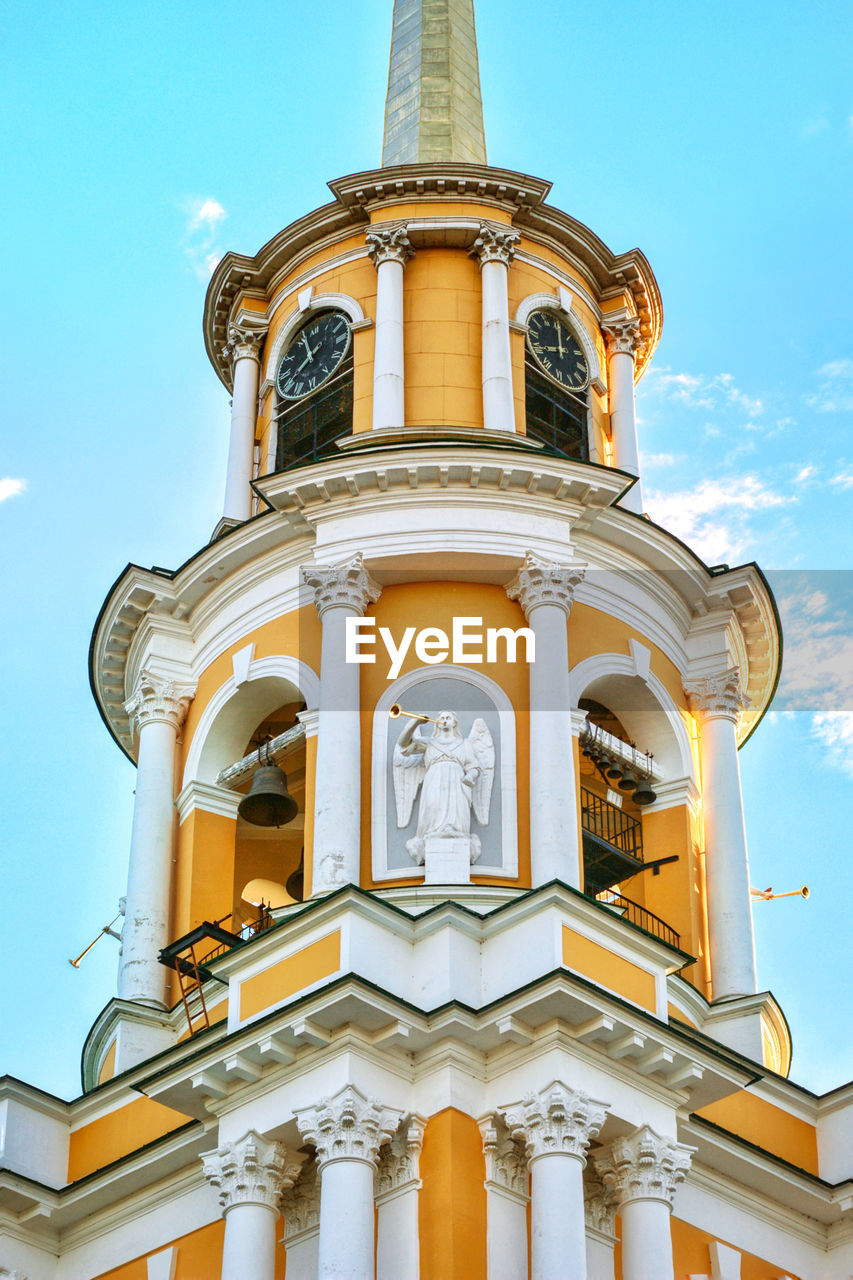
[296,1085,402,1171]
[376,1115,425,1198]
[281,1156,321,1242]
[470,223,520,268]
[584,1168,617,1237]
[366,224,414,268]
[594,1125,693,1208]
[201,1130,302,1213]
[685,667,751,725]
[222,322,267,367]
[124,668,196,735]
[503,1082,608,1164]
[506,552,585,618]
[301,553,382,618]
[602,316,644,359]
[480,1114,529,1200]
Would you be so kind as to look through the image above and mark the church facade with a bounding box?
[2,3,852,1278]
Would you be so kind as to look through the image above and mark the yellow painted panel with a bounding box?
[68,1096,189,1182]
[419,1109,487,1280]
[667,1002,698,1029]
[697,1093,819,1175]
[670,1217,802,1279]
[97,1038,117,1085]
[369,200,513,224]
[239,930,341,1021]
[93,1220,231,1279]
[562,925,657,1012]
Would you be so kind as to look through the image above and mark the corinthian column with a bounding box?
[602,317,644,514]
[504,1083,608,1280]
[471,224,520,432]
[685,668,756,999]
[595,1126,693,1280]
[507,553,585,887]
[120,669,195,1006]
[302,555,381,894]
[222,322,267,523]
[202,1131,301,1280]
[296,1085,402,1280]
[367,225,413,432]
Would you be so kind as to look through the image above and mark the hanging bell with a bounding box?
[238,763,298,827]
[286,850,305,902]
[605,757,624,781]
[632,778,657,806]
[618,768,638,793]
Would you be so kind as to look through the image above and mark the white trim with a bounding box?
[263,293,367,387]
[176,780,242,823]
[513,287,606,394]
[371,664,518,882]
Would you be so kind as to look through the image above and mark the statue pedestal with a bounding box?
[423,836,472,885]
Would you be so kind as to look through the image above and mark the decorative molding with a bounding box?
[479,1114,529,1201]
[366,224,414,268]
[301,552,382,618]
[506,551,585,618]
[602,315,644,359]
[124,668,196,736]
[594,1124,694,1208]
[685,667,751,726]
[470,223,520,268]
[297,707,320,738]
[222,322,267,368]
[296,1084,402,1171]
[176,779,242,823]
[281,1155,321,1243]
[503,1081,608,1164]
[583,1167,617,1238]
[201,1130,302,1212]
[375,1114,425,1200]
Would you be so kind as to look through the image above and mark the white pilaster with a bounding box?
[504,1082,608,1280]
[120,669,195,1007]
[584,1170,618,1280]
[479,1114,530,1280]
[602,317,644,514]
[367,225,413,431]
[507,553,585,887]
[281,1158,321,1280]
[202,1131,301,1280]
[222,323,266,523]
[685,668,757,1000]
[471,224,520,432]
[595,1126,693,1280]
[296,1085,402,1280]
[376,1116,424,1280]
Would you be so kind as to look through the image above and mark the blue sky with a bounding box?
[1,0,851,1099]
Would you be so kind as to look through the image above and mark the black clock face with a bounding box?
[527,310,590,392]
[276,312,351,400]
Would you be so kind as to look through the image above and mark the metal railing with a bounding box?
[593,891,681,950]
[196,907,275,970]
[580,787,643,862]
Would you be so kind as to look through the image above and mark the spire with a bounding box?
[382,0,487,166]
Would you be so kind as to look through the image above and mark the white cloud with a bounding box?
[794,464,817,483]
[774,586,853,773]
[640,366,765,422]
[644,475,791,564]
[186,198,226,233]
[811,713,853,777]
[831,470,853,490]
[182,197,227,282]
[0,478,25,503]
[807,357,853,413]
[641,451,677,468]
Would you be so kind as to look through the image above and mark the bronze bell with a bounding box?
[286,850,305,902]
[238,763,298,827]
[632,778,657,806]
[605,757,624,781]
[618,768,638,793]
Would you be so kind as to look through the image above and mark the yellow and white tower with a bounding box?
[2,4,852,1279]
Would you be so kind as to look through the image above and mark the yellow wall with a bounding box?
[239,930,342,1021]
[562,926,657,1012]
[670,1217,802,1279]
[173,807,237,945]
[403,248,483,428]
[419,1109,487,1280]
[634,804,707,990]
[697,1093,819,1175]
[68,1097,189,1182]
[97,1038,117,1085]
[92,1220,288,1280]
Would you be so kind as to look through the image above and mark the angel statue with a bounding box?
[392,710,495,865]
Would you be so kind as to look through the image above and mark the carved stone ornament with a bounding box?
[602,315,644,359]
[375,1115,425,1198]
[281,1156,321,1241]
[201,1130,302,1213]
[301,553,382,619]
[685,667,751,726]
[583,1167,617,1237]
[470,223,520,268]
[295,1084,403,1171]
[123,668,196,735]
[366,224,414,268]
[506,551,585,619]
[503,1081,608,1164]
[594,1124,694,1208]
[222,323,267,367]
[480,1114,529,1200]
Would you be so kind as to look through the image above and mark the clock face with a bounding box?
[276,312,351,401]
[527,310,590,392]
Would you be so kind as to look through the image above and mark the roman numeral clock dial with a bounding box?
[275,311,351,400]
[527,310,590,392]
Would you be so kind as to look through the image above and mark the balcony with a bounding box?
[580,786,644,893]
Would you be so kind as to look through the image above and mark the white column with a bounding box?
[376,1116,424,1280]
[202,1131,301,1280]
[685,668,756,999]
[296,1086,402,1280]
[222,323,266,523]
[367,225,413,432]
[302,554,381,894]
[602,317,644,514]
[471,224,520,432]
[507,553,585,888]
[479,1114,530,1280]
[505,1082,608,1280]
[120,669,195,1006]
[595,1126,693,1280]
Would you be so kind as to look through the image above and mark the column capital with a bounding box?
[503,1081,608,1164]
[470,223,520,268]
[222,322,267,367]
[301,552,382,618]
[602,315,644,358]
[506,551,585,618]
[296,1084,402,1171]
[201,1130,302,1213]
[685,667,750,725]
[366,224,414,268]
[281,1156,321,1243]
[124,668,196,735]
[584,1168,617,1237]
[594,1125,693,1209]
[479,1113,529,1200]
[376,1114,425,1198]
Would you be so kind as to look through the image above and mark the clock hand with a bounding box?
[300,333,314,359]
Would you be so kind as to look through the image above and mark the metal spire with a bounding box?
[382,0,487,166]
